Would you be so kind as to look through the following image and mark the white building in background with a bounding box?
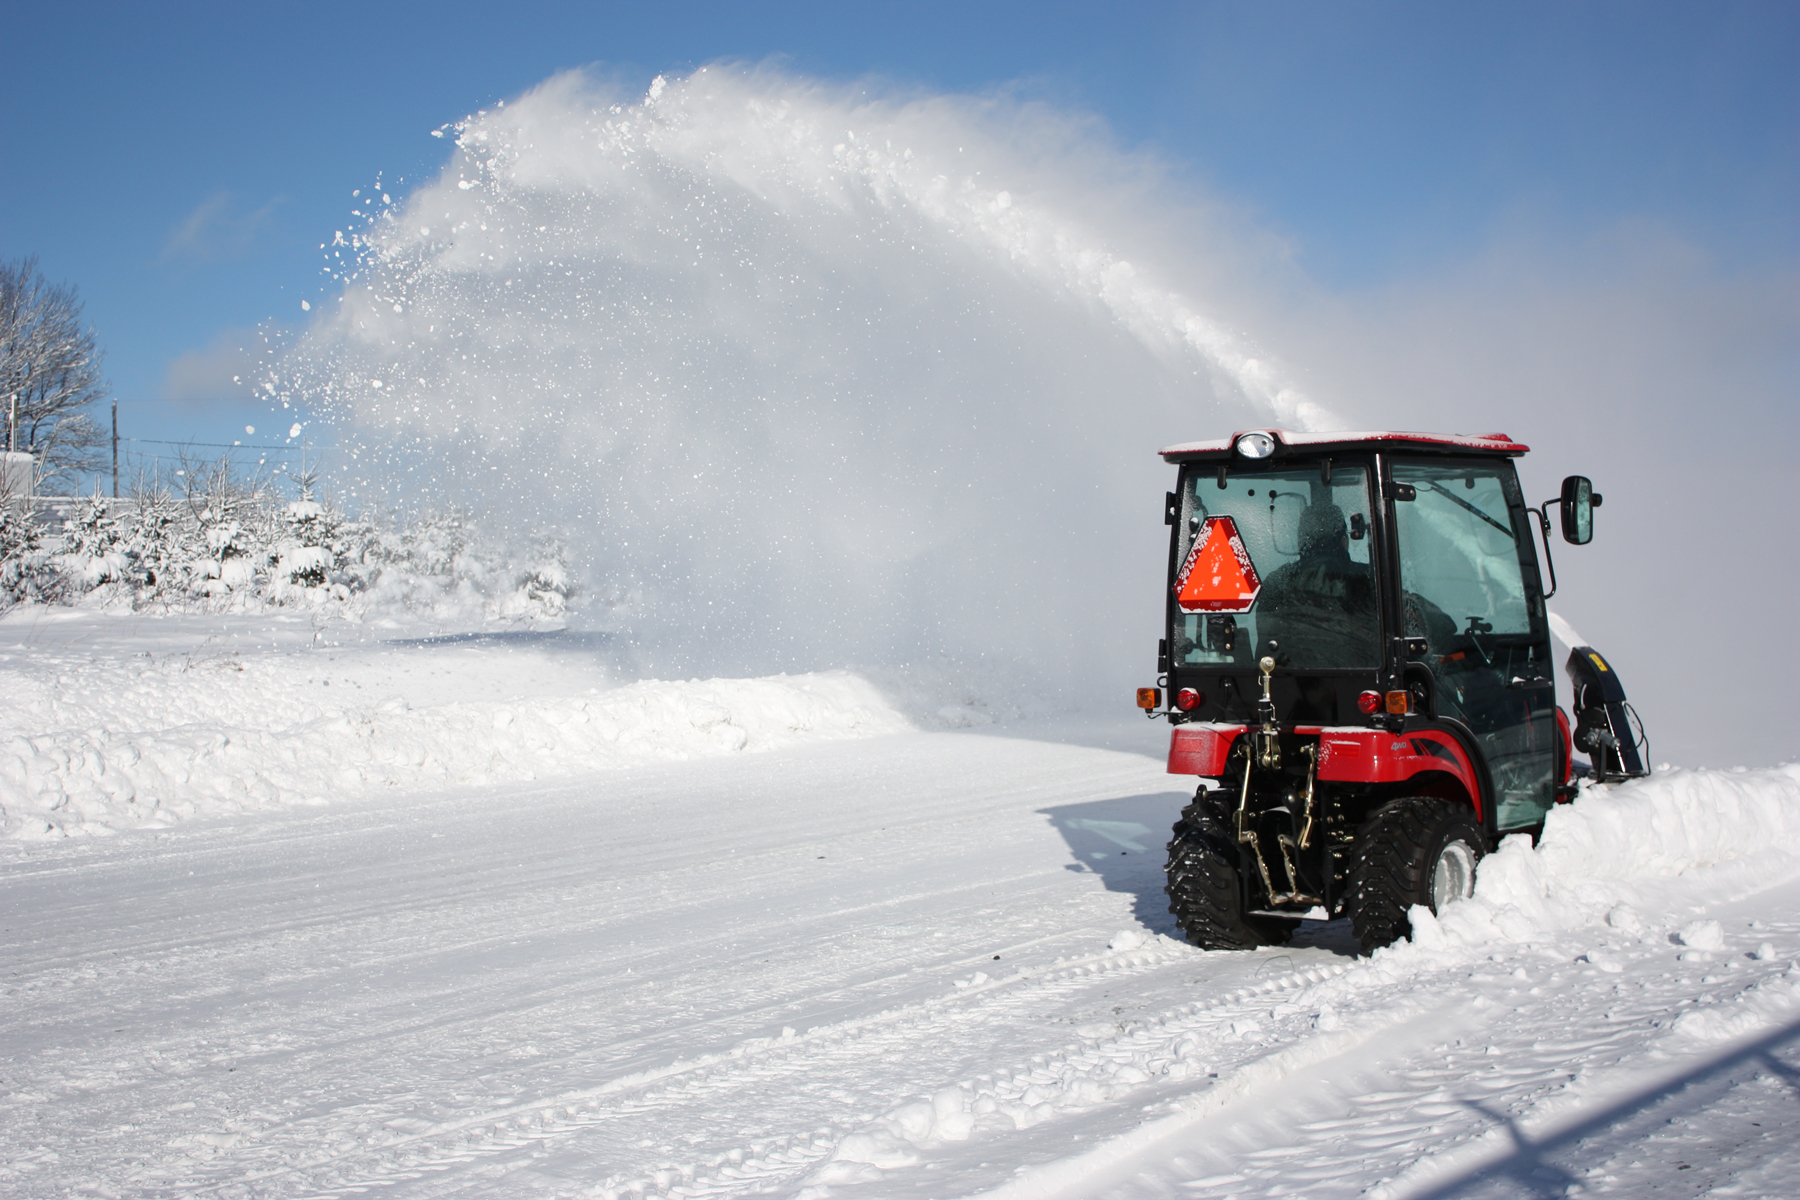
[1,450,33,512]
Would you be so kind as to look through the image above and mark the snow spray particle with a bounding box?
[268,65,1329,683]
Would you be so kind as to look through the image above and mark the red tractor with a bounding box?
[1140,429,1646,952]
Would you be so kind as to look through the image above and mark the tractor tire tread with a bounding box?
[1165,811,1284,951]
[1349,795,1482,954]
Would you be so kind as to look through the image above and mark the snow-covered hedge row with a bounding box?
[1,482,573,623]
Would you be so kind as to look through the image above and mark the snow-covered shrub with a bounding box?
[121,483,184,598]
[193,516,262,595]
[495,536,577,620]
[57,495,130,590]
[0,503,52,607]
[400,509,475,577]
[177,459,260,597]
[273,500,335,586]
[349,507,575,623]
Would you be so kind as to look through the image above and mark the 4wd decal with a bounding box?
[1173,515,1263,613]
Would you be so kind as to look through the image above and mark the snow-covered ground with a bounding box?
[3,609,1798,1198]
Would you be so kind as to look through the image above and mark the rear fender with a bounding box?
[1308,720,1493,835]
[1168,723,1245,777]
[1398,769,1473,809]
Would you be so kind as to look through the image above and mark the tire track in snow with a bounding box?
[976,894,1800,1200]
[158,937,1357,1198]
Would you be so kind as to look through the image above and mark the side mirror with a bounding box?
[1560,475,1597,544]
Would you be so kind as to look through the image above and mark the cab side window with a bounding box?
[1391,462,1531,653]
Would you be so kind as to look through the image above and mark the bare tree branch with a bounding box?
[0,256,110,490]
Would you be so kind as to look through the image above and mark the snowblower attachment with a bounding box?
[1565,646,1649,781]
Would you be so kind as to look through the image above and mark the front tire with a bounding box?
[1349,796,1484,954]
[1165,811,1290,950]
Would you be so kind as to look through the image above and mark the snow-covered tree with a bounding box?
[403,509,475,577]
[58,494,129,591]
[499,536,577,619]
[180,454,269,596]
[122,478,185,598]
[0,502,50,607]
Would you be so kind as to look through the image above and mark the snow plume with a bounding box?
[269,66,1327,684]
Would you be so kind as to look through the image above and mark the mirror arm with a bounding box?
[1531,502,1559,600]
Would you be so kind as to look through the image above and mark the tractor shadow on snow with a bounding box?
[1039,791,1361,958]
[1406,1015,1800,1198]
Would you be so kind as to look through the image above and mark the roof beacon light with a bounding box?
[1235,432,1276,459]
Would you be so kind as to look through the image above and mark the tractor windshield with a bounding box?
[1171,462,1378,669]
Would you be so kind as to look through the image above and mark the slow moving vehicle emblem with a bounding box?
[1173,515,1262,613]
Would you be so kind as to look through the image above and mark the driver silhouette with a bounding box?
[1257,502,1376,668]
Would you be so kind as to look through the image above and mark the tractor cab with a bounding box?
[1142,429,1646,952]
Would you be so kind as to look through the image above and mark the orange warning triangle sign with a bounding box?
[1174,515,1263,613]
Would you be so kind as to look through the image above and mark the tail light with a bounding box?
[1385,690,1410,715]
[1356,690,1382,715]
[1175,687,1203,711]
[1135,687,1161,710]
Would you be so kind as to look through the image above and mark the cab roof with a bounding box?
[1158,428,1530,463]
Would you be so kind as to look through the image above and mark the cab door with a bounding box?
[1387,457,1558,831]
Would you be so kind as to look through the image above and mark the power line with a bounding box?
[122,438,339,451]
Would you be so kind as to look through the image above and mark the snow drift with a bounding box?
[0,606,1065,839]
[0,668,908,839]
[268,65,1329,687]
[1400,765,1800,955]
[0,635,911,839]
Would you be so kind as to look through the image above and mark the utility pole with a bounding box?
[111,400,119,499]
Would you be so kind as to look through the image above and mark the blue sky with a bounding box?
[3,0,1794,463]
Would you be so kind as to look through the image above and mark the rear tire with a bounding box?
[1349,796,1484,954]
[1166,812,1290,950]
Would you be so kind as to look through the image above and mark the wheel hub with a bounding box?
[1431,841,1477,910]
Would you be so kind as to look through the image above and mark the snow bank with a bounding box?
[1404,765,1800,955]
[0,669,908,839]
[0,608,1062,841]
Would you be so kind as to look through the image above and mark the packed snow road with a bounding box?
[0,721,1267,1196]
[4,729,1799,1199]
[2,613,1799,1197]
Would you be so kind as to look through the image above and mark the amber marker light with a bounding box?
[1385,691,1410,715]
[1136,687,1162,710]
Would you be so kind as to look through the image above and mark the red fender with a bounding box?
[1168,724,1241,777]
[1307,728,1484,824]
